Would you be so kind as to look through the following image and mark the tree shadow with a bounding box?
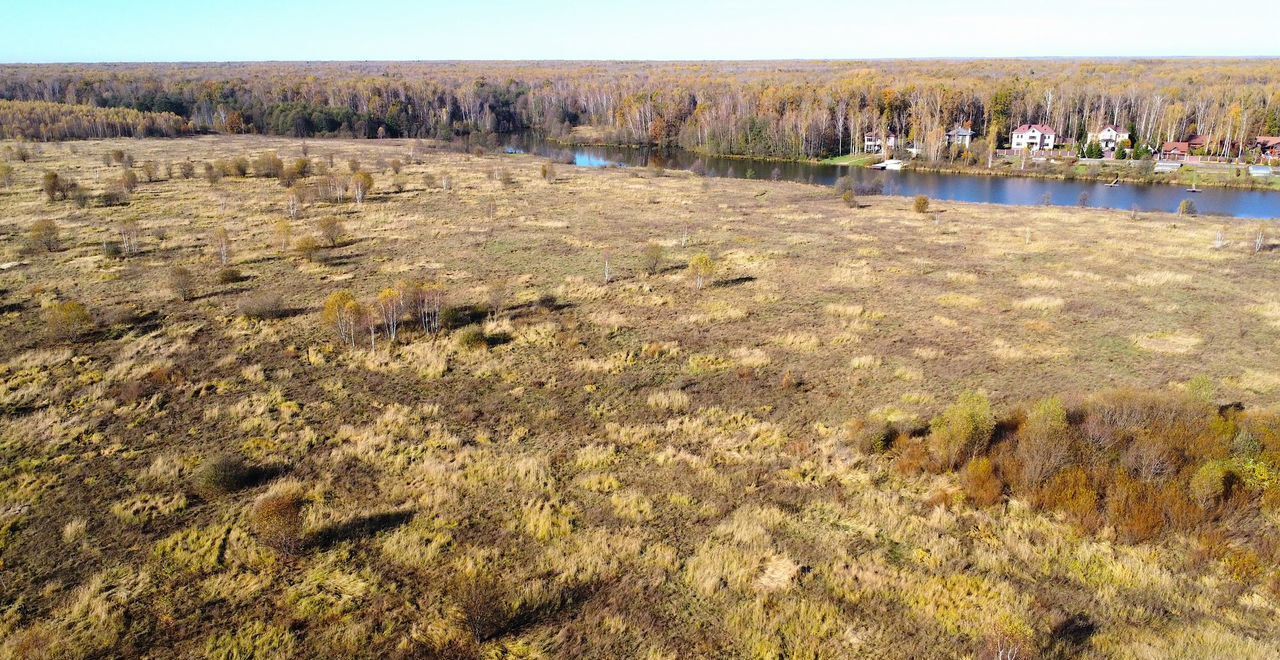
[459,576,599,643]
[323,252,367,267]
[1047,614,1096,656]
[192,286,252,301]
[242,464,288,490]
[442,304,489,330]
[710,275,756,288]
[269,305,311,320]
[306,510,415,551]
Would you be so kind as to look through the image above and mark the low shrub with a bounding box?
[249,481,306,553]
[294,235,321,261]
[315,217,344,247]
[849,419,896,454]
[960,457,1003,507]
[168,266,195,301]
[44,300,94,339]
[101,241,123,259]
[1015,397,1073,487]
[1035,467,1101,531]
[454,325,487,351]
[641,242,665,275]
[238,291,284,319]
[28,218,60,251]
[1189,460,1238,506]
[216,267,243,284]
[913,195,930,213]
[193,453,252,497]
[1105,472,1166,542]
[927,390,995,469]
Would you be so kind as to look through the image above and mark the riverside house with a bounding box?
[1010,124,1057,151]
[1087,125,1129,151]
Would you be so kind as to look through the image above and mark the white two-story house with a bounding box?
[946,126,975,149]
[1010,124,1057,151]
[863,132,899,154]
[1087,125,1130,151]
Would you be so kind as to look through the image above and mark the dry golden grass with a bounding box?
[1,135,1278,657]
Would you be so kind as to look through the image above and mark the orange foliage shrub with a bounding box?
[960,458,1003,507]
[1105,471,1166,543]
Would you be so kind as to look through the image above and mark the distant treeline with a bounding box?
[0,99,191,141]
[1,60,1278,159]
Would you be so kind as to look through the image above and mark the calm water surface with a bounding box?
[499,134,1280,220]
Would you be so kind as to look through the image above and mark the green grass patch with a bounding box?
[820,153,881,167]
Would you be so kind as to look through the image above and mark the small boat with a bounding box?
[1105,178,1120,187]
[1186,174,1201,193]
[882,159,903,171]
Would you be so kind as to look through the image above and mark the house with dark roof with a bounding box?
[1087,125,1129,151]
[946,126,975,149]
[1010,124,1057,151]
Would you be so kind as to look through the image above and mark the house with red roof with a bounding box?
[1010,124,1057,151]
[1160,141,1191,160]
[1256,136,1280,158]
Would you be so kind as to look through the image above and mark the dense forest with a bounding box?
[2,60,1279,159]
[0,100,190,140]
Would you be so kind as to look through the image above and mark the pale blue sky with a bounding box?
[4,0,1277,62]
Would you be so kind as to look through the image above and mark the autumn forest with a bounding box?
[3,59,1280,160]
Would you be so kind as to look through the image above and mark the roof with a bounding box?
[1161,141,1190,153]
[1012,123,1056,136]
[1256,136,1280,147]
[948,126,975,136]
[1187,135,1208,148]
[1098,125,1124,133]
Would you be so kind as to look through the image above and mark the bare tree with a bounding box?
[375,288,405,344]
[117,219,142,257]
[403,279,445,334]
[211,227,232,266]
[352,171,374,205]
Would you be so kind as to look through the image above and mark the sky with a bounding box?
[4,0,1277,62]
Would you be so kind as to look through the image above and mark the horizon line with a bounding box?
[5,55,1280,66]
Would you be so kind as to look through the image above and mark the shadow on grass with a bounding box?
[322,252,367,267]
[306,510,415,551]
[1047,614,1097,656]
[459,576,599,643]
[443,304,489,330]
[192,286,252,301]
[710,275,756,288]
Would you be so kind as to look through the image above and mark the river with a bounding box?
[497,134,1280,220]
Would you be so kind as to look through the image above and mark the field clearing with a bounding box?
[2,135,1280,657]
[819,153,882,167]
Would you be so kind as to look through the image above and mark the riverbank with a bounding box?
[901,161,1280,192]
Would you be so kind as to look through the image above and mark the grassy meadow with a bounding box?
[2,135,1280,658]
